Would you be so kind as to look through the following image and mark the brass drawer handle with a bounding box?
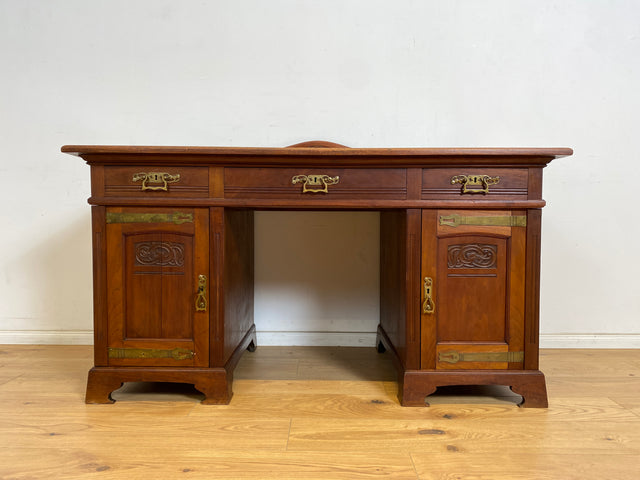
[132,172,181,191]
[195,275,207,312]
[422,277,435,314]
[291,174,339,193]
[451,174,500,194]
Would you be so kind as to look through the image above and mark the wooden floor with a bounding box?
[1,346,639,479]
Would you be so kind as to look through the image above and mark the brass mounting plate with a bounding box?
[108,347,195,361]
[439,214,526,228]
[438,350,524,364]
[106,212,194,224]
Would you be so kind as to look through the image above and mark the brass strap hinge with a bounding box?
[106,212,194,224]
[439,214,526,228]
[438,350,524,364]
[108,347,195,360]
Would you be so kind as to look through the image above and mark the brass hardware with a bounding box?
[132,172,181,191]
[291,174,340,193]
[108,347,195,360]
[438,350,524,364]
[451,174,500,194]
[106,212,193,224]
[439,214,526,228]
[422,277,435,314]
[195,275,207,312]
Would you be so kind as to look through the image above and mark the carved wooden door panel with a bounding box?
[421,210,526,370]
[105,207,209,367]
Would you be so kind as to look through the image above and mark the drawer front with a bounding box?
[225,168,407,200]
[104,166,209,197]
[422,168,528,200]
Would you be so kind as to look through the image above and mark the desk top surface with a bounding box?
[62,142,572,159]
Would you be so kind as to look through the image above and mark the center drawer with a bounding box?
[224,168,407,200]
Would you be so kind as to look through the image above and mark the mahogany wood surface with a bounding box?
[67,142,570,407]
[225,167,408,200]
[524,209,543,370]
[401,370,549,408]
[222,209,255,366]
[104,165,209,197]
[104,207,209,368]
[421,167,529,200]
[62,144,572,159]
[422,210,527,372]
[90,206,108,366]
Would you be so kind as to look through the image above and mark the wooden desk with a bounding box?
[63,141,572,407]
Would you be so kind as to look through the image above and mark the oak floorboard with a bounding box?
[1,448,419,480]
[0,414,291,451]
[232,378,392,396]
[1,345,640,479]
[188,392,636,422]
[539,349,640,376]
[546,376,640,398]
[610,396,640,418]
[410,453,640,480]
[286,417,640,455]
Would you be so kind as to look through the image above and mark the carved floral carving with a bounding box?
[135,241,185,266]
[447,243,497,269]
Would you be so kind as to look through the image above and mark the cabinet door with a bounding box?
[421,210,526,370]
[105,207,209,367]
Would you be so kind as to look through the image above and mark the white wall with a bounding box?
[1,0,639,347]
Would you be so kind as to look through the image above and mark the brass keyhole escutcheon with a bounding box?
[195,275,207,312]
[423,277,435,314]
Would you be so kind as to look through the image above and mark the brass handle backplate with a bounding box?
[423,277,435,314]
[132,172,181,191]
[195,275,207,312]
[451,174,500,194]
[291,174,340,193]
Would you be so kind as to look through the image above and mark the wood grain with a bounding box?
[61,144,573,163]
[1,346,639,479]
[104,207,209,367]
[411,453,640,480]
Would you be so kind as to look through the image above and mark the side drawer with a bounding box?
[225,168,407,200]
[104,166,209,197]
[422,168,528,200]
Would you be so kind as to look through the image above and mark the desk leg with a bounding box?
[84,326,257,404]
[400,370,548,408]
[85,368,121,404]
[85,367,233,404]
[377,325,548,408]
